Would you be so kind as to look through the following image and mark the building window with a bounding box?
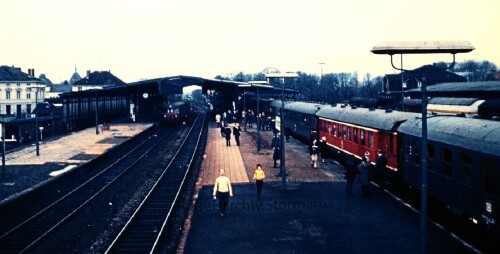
[16,91,21,99]
[27,104,31,115]
[27,92,31,99]
[6,91,10,99]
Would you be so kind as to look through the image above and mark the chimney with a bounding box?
[87,70,91,77]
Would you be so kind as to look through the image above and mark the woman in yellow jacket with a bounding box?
[253,164,266,200]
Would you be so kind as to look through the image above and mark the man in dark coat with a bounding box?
[224,125,232,146]
[357,155,372,197]
[271,134,280,168]
[344,155,357,196]
[375,149,388,190]
[318,136,328,163]
[233,123,241,146]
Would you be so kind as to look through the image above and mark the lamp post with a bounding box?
[243,92,247,132]
[265,73,299,190]
[34,86,41,156]
[248,81,273,152]
[319,63,325,102]
[372,40,473,254]
[1,121,5,179]
[256,85,263,152]
[94,87,104,135]
[95,91,99,135]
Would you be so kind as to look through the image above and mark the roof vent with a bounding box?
[385,109,393,113]
[351,105,357,109]
[492,115,500,121]
[369,107,376,111]
[341,104,347,108]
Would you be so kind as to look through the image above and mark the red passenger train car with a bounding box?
[315,105,418,172]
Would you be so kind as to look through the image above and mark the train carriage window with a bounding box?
[427,144,435,171]
[482,158,498,195]
[360,130,365,145]
[353,128,358,143]
[368,132,374,148]
[460,153,473,186]
[328,124,332,135]
[347,127,352,141]
[334,124,338,136]
[441,148,453,177]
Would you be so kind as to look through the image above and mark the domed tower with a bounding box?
[69,67,82,85]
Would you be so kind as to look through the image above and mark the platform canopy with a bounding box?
[130,75,246,92]
[371,41,474,55]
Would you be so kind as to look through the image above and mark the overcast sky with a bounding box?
[1,0,499,83]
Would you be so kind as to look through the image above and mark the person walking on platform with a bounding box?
[272,134,280,168]
[253,164,266,200]
[224,125,232,146]
[319,136,328,163]
[375,149,387,191]
[215,113,221,128]
[284,127,291,142]
[220,121,225,138]
[357,153,372,197]
[310,138,319,168]
[233,123,241,146]
[344,155,357,196]
[213,169,233,216]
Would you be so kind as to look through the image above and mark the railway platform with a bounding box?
[180,123,476,254]
[0,123,153,204]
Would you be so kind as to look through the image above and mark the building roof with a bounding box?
[407,81,500,93]
[47,84,72,93]
[385,65,467,85]
[73,71,126,87]
[0,65,41,82]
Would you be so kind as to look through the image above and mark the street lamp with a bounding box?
[319,63,325,101]
[1,121,5,179]
[94,87,104,135]
[265,73,299,190]
[371,40,474,254]
[31,84,45,156]
[248,81,272,152]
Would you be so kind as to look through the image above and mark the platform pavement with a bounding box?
[0,123,153,203]
[198,126,249,185]
[180,124,476,254]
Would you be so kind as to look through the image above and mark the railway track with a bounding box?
[104,111,206,253]
[0,118,199,253]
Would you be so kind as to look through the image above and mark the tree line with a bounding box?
[214,60,498,104]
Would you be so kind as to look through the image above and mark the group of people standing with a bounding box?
[216,112,241,147]
[344,149,387,197]
[309,137,328,169]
